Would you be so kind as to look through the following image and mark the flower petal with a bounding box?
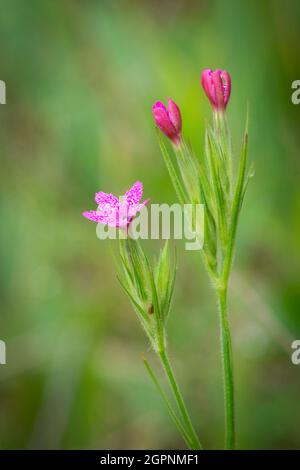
[95,191,119,207]
[83,209,119,227]
[127,198,149,217]
[221,70,231,108]
[124,181,143,207]
[201,69,216,107]
[212,69,225,109]
[167,97,182,133]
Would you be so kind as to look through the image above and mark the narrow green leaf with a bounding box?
[164,260,177,320]
[175,144,200,204]
[198,161,217,222]
[222,109,250,284]
[117,275,148,322]
[144,254,165,349]
[158,133,187,205]
[206,130,228,252]
[155,241,170,312]
[240,162,254,210]
[142,355,193,448]
[120,254,135,286]
[125,238,149,302]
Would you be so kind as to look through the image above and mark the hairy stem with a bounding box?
[217,286,235,449]
[158,349,203,450]
[143,355,193,449]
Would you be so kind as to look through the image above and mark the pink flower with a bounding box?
[201,68,231,111]
[152,98,182,146]
[83,181,149,228]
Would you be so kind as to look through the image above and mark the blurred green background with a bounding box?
[0,0,300,449]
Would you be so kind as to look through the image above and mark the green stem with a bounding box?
[217,285,235,449]
[143,356,193,449]
[158,349,203,450]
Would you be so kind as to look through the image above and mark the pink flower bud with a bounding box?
[152,98,182,146]
[201,68,231,111]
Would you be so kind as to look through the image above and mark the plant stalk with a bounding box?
[158,349,202,450]
[143,355,194,449]
[217,285,235,449]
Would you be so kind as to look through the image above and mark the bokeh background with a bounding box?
[0,0,300,449]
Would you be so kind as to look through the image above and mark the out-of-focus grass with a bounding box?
[0,0,300,449]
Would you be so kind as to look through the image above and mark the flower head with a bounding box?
[152,98,182,146]
[83,181,149,228]
[201,68,231,111]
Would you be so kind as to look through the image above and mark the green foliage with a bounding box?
[159,111,252,288]
[118,239,176,353]
[118,238,202,449]
[157,96,252,448]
